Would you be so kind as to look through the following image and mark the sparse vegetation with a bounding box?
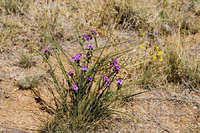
[0,0,29,15]
[0,0,200,132]
[17,75,40,90]
[17,53,36,68]
[165,44,200,90]
[35,30,134,133]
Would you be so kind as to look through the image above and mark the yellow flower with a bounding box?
[157,51,163,56]
[152,56,157,60]
[155,46,159,50]
[140,46,145,49]
[160,58,164,62]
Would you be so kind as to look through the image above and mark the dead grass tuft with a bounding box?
[0,0,29,15]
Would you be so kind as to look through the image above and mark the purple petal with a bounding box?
[76,54,82,60]
[107,79,111,86]
[104,77,111,86]
[47,69,51,73]
[44,49,50,58]
[113,60,118,66]
[88,45,93,50]
[90,30,97,35]
[72,56,76,61]
[85,35,90,41]
[44,49,49,53]
[72,54,82,61]
[115,65,120,71]
[68,71,73,76]
[73,85,79,91]
[89,76,93,81]
[86,52,90,57]
[81,66,88,71]
[117,79,123,85]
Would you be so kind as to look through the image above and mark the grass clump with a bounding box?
[17,53,36,68]
[0,0,29,15]
[155,0,200,35]
[112,2,150,32]
[137,42,200,91]
[137,45,165,89]
[0,18,23,53]
[17,75,40,90]
[180,16,200,35]
[77,0,150,35]
[188,0,200,16]
[36,30,131,132]
[72,0,199,39]
[165,45,200,90]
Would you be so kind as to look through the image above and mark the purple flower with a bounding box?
[73,85,79,91]
[104,77,111,86]
[88,45,93,50]
[85,34,90,41]
[104,77,108,81]
[76,54,82,60]
[86,52,90,57]
[89,76,93,82]
[72,54,82,61]
[72,56,76,61]
[44,49,49,54]
[47,69,51,73]
[117,79,123,85]
[115,65,120,71]
[81,66,88,71]
[113,60,118,66]
[106,79,111,86]
[113,60,120,71]
[117,79,123,90]
[68,71,73,76]
[44,49,51,59]
[90,30,97,36]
